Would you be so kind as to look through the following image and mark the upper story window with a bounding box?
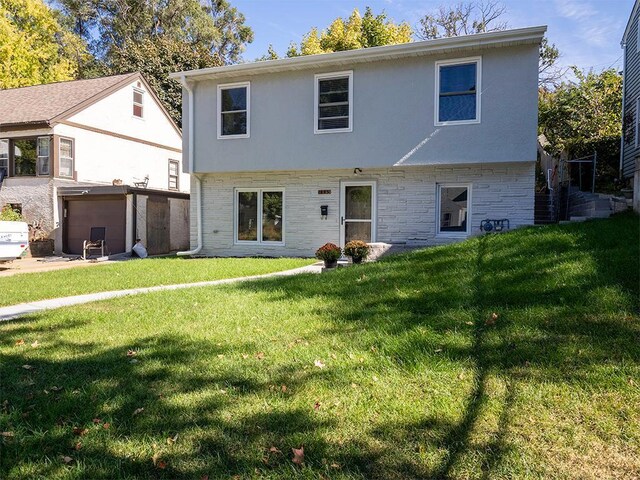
[168,159,179,190]
[435,57,481,125]
[37,137,50,175]
[133,88,144,118]
[315,71,353,134]
[218,82,250,139]
[59,138,74,178]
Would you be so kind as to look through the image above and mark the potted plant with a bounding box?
[344,240,370,264]
[28,220,54,257]
[315,242,342,268]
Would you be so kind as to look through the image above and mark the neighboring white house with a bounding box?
[172,26,546,257]
[0,73,190,255]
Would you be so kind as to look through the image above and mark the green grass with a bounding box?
[0,257,314,307]
[1,212,638,479]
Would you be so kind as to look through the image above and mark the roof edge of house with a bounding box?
[171,25,547,81]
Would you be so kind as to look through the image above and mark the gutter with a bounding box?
[170,25,547,82]
[619,41,627,179]
[175,76,203,257]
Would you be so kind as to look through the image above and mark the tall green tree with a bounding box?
[57,0,253,124]
[539,68,622,189]
[0,0,87,88]
[285,7,412,57]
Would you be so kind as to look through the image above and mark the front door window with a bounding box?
[342,183,375,244]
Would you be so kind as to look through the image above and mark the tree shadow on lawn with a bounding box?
[235,213,640,478]
[0,214,637,479]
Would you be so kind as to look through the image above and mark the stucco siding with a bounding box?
[0,178,54,233]
[53,123,188,192]
[189,44,539,173]
[191,162,534,257]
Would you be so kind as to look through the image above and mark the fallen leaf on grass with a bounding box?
[217,354,225,359]
[126,349,137,357]
[291,446,304,465]
[1,432,14,438]
[74,442,82,451]
[313,401,321,410]
[314,360,325,369]
[61,456,73,464]
[269,446,281,454]
[72,427,88,436]
[15,339,24,346]
[21,365,34,370]
[31,340,39,348]
[157,460,167,469]
[241,354,249,359]
[281,385,287,393]
[465,321,474,326]
[167,433,179,445]
[133,407,144,416]
[102,422,110,429]
[92,418,102,424]
[256,352,265,360]
[330,463,341,469]
[485,312,499,326]
[49,386,63,392]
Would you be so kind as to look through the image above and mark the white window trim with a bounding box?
[217,81,250,139]
[436,183,472,238]
[168,159,179,191]
[36,136,50,176]
[234,188,285,245]
[434,56,482,126]
[314,71,353,134]
[59,137,74,178]
[133,87,144,120]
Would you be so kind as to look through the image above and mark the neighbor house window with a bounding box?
[235,189,283,244]
[0,139,8,177]
[133,88,144,118]
[59,138,74,178]
[218,82,249,138]
[37,137,50,175]
[168,159,179,190]
[635,98,640,148]
[435,57,481,125]
[315,71,353,133]
[437,184,471,236]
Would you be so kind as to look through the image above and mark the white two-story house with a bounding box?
[172,26,545,257]
[0,73,190,256]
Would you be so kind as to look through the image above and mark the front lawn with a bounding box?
[0,213,638,479]
[0,257,313,307]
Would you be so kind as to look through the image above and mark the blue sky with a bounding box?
[233,0,632,75]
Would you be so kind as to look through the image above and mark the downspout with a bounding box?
[176,75,203,256]
[619,40,627,179]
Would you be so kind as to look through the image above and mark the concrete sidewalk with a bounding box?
[0,264,322,322]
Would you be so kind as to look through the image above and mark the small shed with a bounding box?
[58,185,189,256]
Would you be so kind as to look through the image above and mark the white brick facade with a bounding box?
[192,162,535,257]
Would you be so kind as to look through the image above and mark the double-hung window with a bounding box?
[235,189,284,244]
[133,88,144,118]
[168,159,179,190]
[37,137,50,175]
[437,184,471,236]
[0,139,8,177]
[218,82,250,138]
[315,71,353,133]
[435,57,481,125]
[59,138,74,178]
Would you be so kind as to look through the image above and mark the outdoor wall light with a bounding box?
[353,168,362,175]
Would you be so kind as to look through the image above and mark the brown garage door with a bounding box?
[65,197,126,255]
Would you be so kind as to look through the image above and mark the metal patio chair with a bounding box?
[82,227,107,260]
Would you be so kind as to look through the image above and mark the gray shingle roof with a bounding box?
[0,73,138,126]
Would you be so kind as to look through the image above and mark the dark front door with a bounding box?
[146,195,170,255]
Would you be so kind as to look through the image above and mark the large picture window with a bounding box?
[435,57,481,125]
[315,71,353,133]
[218,82,250,138]
[437,184,471,236]
[236,189,283,244]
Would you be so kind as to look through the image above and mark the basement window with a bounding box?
[437,184,471,236]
